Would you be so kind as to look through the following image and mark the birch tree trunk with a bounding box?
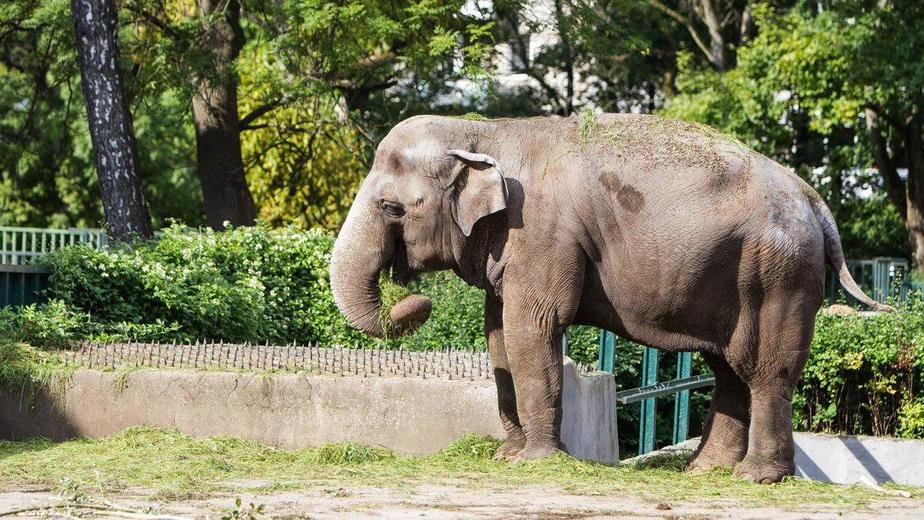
[71,0,153,239]
[192,0,256,230]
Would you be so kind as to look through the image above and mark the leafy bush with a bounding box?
[796,297,924,438]
[12,300,92,349]
[43,225,368,346]
[38,224,491,349]
[898,399,924,439]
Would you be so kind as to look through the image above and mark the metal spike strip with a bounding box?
[65,341,496,380]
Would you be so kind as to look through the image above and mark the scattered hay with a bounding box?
[577,113,750,179]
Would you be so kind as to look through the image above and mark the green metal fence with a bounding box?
[0,226,106,265]
[0,226,106,307]
[591,331,715,455]
[827,257,912,303]
[0,264,50,307]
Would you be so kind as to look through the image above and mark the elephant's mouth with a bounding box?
[383,238,431,335]
[389,239,413,286]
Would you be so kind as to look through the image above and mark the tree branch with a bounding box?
[865,103,908,131]
[649,0,718,68]
[698,0,727,70]
[124,4,181,39]
[239,97,289,129]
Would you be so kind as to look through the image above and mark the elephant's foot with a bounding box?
[493,433,526,461]
[688,442,747,472]
[508,441,563,463]
[733,455,794,484]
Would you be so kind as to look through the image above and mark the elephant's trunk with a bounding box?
[330,185,432,338]
[330,195,390,338]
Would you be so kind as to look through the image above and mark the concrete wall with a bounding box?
[0,359,619,464]
[632,435,924,487]
[794,432,924,487]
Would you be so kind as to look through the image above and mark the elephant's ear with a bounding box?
[447,149,507,237]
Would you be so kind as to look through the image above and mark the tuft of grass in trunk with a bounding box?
[377,272,411,339]
[0,428,918,507]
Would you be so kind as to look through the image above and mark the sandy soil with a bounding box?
[2,481,923,520]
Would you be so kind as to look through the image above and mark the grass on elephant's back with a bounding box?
[0,427,916,506]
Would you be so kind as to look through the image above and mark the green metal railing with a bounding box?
[1,264,50,306]
[562,330,714,456]
[0,226,107,307]
[594,330,714,455]
[827,257,912,303]
[0,226,106,265]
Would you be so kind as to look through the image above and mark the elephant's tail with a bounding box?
[810,196,895,312]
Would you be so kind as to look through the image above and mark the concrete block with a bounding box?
[794,432,924,487]
[630,434,924,487]
[0,358,618,464]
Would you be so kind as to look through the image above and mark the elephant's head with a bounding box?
[329,116,507,337]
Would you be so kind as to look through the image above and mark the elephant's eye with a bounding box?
[381,200,405,218]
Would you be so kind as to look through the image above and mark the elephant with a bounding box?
[329,113,891,483]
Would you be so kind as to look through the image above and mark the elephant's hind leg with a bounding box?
[689,352,750,471]
[731,294,815,483]
[486,295,526,460]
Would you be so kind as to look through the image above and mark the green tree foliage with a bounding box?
[1,0,916,261]
[662,2,922,262]
[0,0,203,228]
[2,0,491,231]
[236,0,494,228]
[800,299,924,437]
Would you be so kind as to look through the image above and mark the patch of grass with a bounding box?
[579,107,598,141]
[0,427,917,507]
[452,112,490,121]
[310,442,397,465]
[0,341,76,400]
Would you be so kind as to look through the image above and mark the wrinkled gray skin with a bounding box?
[329,114,890,483]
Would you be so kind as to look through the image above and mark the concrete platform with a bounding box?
[794,432,924,487]
[630,434,924,487]
[0,358,619,463]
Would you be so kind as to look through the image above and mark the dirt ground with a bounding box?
[3,481,923,520]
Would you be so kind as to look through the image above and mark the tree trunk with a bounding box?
[904,125,924,269]
[865,109,907,218]
[71,0,153,239]
[699,0,727,71]
[192,0,256,230]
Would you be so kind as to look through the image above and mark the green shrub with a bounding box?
[795,297,924,437]
[898,398,924,438]
[8,300,91,349]
[43,225,367,346]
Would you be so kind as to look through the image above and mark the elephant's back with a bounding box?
[577,113,813,219]
[577,112,824,285]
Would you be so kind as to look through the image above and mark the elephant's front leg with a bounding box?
[503,311,565,461]
[486,294,526,460]
[501,284,574,461]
